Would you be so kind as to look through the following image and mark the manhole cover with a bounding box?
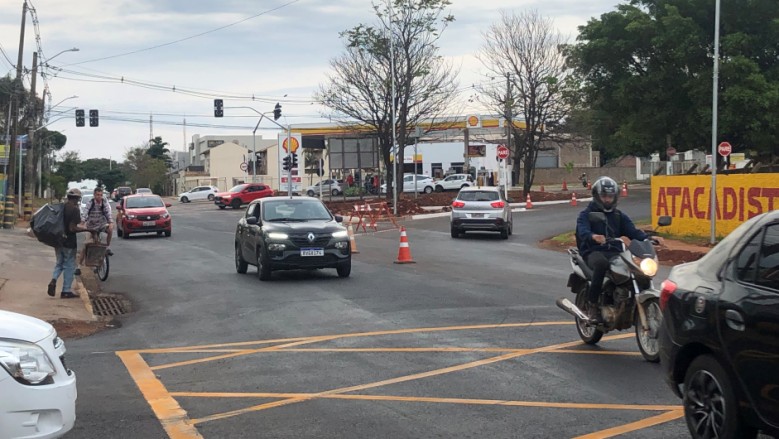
[91,296,129,316]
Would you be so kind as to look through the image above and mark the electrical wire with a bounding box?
[63,0,300,67]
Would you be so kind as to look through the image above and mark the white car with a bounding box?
[381,174,435,194]
[178,185,219,203]
[434,174,474,192]
[306,179,343,197]
[0,310,76,439]
[135,188,153,195]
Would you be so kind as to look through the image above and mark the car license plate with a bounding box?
[469,213,484,218]
[142,221,155,227]
[300,248,324,257]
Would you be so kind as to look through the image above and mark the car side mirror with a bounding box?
[657,215,672,227]
[334,215,343,223]
[246,217,258,226]
[165,203,172,208]
[588,212,607,224]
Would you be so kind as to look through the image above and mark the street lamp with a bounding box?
[43,48,79,65]
[46,95,78,121]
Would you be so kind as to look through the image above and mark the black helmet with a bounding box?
[591,177,619,212]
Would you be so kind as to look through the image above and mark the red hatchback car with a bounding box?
[116,194,172,239]
[214,183,274,209]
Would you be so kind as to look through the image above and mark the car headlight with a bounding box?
[331,230,349,238]
[633,256,658,277]
[267,232,288,240]
[0,339,56,385]
[126,215,137,220]
[161,213,170,219]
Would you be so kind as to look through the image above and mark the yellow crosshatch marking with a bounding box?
[117,321,683,439]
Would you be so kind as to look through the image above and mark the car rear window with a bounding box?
[126,196,164,209]
[458,191,499,202]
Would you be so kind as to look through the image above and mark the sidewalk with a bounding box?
[0,224,96,325]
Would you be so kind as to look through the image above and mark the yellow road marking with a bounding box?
[116,351,202,439]
[189,338,596,425]
[140,321,574,355]
[171,391,681,412]
[573,410,684,439]
[553,349,642,356]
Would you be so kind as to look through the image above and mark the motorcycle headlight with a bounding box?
[637,257,658,277]
[331,230,349,239]
[267,232,288,240]
[0,339,56,385]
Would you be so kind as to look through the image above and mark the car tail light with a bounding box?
[490,201,506,208]
[452,201,465,208]
[659,279,677,311]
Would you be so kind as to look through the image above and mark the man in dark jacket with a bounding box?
[48,188,88,299]
[575,177,654,322]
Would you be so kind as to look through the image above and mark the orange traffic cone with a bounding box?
[347,223,359,254]
[525,194,533,209]
[571,192,577,207]
[621,181,628,197]
[562,179,568,191]
[394,227,416,264]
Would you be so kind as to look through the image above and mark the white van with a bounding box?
[0,310,76,439]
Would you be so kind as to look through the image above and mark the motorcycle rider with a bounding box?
[575,177,659,322]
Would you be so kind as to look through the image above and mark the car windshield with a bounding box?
[458,191,499,202]
[229,184,248,193]
[81,195,93,205]
[126,196,164,209]
[263,200,332,221]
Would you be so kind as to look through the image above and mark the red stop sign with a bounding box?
[497,145,510,160]
[718,142,732,157]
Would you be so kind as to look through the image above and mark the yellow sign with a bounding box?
[279,133,302,154]
[466,115,481,129]
[651,174,779,238]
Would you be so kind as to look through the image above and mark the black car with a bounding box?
[234,197,351,281]
[113,186,132,201]
[659,210,779,439]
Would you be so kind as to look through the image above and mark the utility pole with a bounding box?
[6,0,27,210]
[25,51,38,216]
[505,72,512,195]
[463,127,469,177]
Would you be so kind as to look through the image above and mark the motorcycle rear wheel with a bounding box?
[575,291,603,344]
[635,298,662,363]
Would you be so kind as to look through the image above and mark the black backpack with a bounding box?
[31,203,66,247]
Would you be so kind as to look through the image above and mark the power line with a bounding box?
[62,0,300,67]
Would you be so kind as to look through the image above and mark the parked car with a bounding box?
[659,210,779,439]
[234,196,351,281]
[306,180,343,197]
[178,185,219,203]
[113,186,132,201]
[214,183,274,210]
[0,309,76,438]
[434,174,474,192]
[135,188,153,195]
[116,194,172,239]
[450,186,513,239]
[380,174,435,194]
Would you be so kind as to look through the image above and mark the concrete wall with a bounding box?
[525,167,637,186]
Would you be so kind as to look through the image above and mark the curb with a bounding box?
[407,197,593,221]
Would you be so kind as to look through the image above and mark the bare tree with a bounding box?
[477,10,578,195]
[315,0,460,198]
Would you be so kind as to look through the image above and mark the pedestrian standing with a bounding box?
[48,188,88,299]
[346,173,354,188]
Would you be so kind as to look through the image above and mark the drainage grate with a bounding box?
[91,296,128,316]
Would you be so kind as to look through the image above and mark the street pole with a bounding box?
[389,0,398,215]
[505,73,512,200]
[710,0,721,244]
[252,118,262,184]
[25,52,39,215]
[6,0,27,210]
[287,125,292,198]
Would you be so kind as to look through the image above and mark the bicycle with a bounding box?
[83,227,111,281]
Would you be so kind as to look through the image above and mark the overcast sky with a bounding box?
[0,0,621,161]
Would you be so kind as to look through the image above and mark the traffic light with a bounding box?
[75,109,85,127]
[316,158,325,177]
[254,154,263,171]
[291,152,298,168]
[273,102,282,120]
[89,109,99,127]
[214,99,224,117]
[282,155,291,172]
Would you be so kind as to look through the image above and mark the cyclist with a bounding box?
[77,187,114,271]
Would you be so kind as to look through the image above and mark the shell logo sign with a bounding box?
[651,174,779,238]
[281,135,300,154]
[466,115,481,129]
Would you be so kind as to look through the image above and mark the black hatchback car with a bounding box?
[234,197,351,281]
[659,210,779,438]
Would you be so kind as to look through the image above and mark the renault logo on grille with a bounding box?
[307,233,315,242]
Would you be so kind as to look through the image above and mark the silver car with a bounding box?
[306,179,343,197]
[450,186,513,239]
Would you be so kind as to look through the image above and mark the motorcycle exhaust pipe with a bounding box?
[556,297,591,321]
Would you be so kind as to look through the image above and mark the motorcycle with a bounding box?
[556,213,672,362]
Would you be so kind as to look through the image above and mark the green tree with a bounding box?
[315,0,460,197]
[124,146,168,190]
[565,0,779,161]
[81,158,125,190]
[53,151,83,184]
[146,136,172,166]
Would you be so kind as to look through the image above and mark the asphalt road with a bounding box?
[63,189,690,438]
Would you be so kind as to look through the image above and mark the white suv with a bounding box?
[0,310,76,438]
[434,174,474,192]
[381,174,435,194]
[178,185,219,203]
